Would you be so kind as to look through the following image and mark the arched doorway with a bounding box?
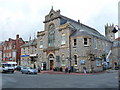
[48,54,54,70]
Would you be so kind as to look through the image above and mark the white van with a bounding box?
[7,62,17,69]
[2,63,15,73]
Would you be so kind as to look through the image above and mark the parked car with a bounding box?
[16,66,23,71]
[21,67,38,74]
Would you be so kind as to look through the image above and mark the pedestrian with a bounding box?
[83,67,87,74]
[38,66,41,73]
[68,67,71,73]
[65,66,68,73]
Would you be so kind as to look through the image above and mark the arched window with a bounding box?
[74,55,77,65]
[62,55,66,66]
[48,24,55,47]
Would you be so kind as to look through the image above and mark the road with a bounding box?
[1,71,119,89]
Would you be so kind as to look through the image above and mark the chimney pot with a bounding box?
[16,34,19,39]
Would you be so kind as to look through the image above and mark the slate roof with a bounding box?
[60,15,111,42]
[21,39,37,47]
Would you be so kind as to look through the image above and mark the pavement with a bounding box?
[40,70,92,75]
[39,70,118,75]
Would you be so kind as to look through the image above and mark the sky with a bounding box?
[0,0,119,41]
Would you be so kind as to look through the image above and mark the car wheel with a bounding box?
[12,71,14,73]
[27,71,30,74]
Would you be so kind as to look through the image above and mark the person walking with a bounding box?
[68,67,71,73]
[83,67,87,74]
[65,66,68,73]
[38,66,41,73]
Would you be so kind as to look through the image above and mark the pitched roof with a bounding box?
[60,15,111,41]
[21,39,37,47]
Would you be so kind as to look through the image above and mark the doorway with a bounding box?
[50,60,54,70]
[48,54,54,70]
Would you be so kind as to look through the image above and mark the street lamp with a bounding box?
[112,25,120,33]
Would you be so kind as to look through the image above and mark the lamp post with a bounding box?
[112,25,120,33]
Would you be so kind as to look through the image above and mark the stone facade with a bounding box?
[21,39,38,68]
[37,8,113,72]
[112,37,120,68]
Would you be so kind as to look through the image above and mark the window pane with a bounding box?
[74,55,77,65]
[48,24,55,47]
[40,41,43,48]
[62,55,66,66]
[84,38,87,45]
[74,39,77,46]
[61,35,66,45]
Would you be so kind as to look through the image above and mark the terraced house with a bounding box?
[37,8,114,72]
[21,39,38,68]
[2,35,25,65]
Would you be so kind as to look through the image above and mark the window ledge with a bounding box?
[96,65,102,67]
[74,65,78,66]
[61,44,66,46]
[73,46,76,48]
[84,45,89,47]
[61,64,65,66]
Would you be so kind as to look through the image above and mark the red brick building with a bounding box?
[2,34,25,65]
[0,42,3,62]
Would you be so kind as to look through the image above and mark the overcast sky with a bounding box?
[0,0,119,41]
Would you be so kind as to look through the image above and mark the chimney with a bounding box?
[16,34,19,39]
[78,19,80,24]
[9,38,11,41]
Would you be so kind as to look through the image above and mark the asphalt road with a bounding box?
[1,71,119,89]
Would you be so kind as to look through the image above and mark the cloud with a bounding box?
[0,0,119,41]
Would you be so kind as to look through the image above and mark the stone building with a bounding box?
[2,34,25,65]
[37,8,113,72]
[112,37,120,68]
[105,24,115,41]
[21,39,38,68]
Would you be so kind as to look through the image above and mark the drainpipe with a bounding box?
[69,35,71,67]
[69,29,76,69]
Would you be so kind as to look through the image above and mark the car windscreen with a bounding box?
[2,64,12,67]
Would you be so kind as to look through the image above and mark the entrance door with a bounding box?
[50,60,54,70]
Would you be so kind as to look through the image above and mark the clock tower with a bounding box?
[105,24,115,41]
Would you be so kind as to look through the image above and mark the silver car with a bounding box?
[21,67,38,74]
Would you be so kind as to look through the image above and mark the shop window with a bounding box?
[62,55,66,66]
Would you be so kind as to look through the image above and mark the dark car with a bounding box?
[16,66,23,71]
